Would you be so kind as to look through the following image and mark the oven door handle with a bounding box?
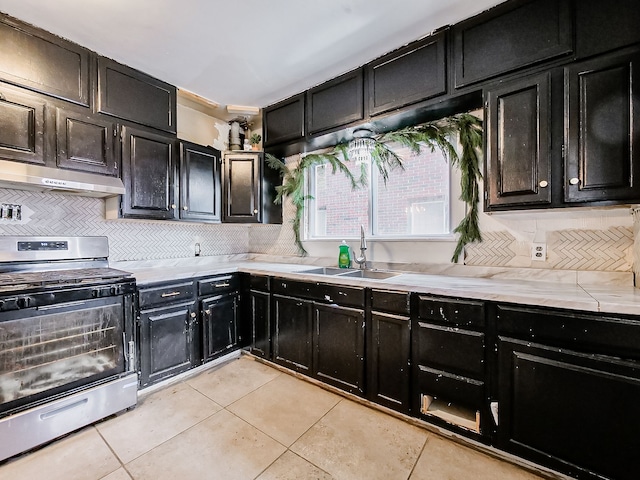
[36,300,88,311]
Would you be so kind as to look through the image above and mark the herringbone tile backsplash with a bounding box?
[0,187,635,272]
[0,188,251,261]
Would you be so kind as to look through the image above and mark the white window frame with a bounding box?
[305,140,460,242]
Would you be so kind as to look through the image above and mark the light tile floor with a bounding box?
[0,356,548,480]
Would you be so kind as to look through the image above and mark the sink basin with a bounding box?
[338,270,401,280]
[299,267,351,275]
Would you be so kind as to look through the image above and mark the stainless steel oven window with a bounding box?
[0,297,125,410]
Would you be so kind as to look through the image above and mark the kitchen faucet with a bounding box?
[354,225,367,270]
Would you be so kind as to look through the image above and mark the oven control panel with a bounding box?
[17,241,68,251]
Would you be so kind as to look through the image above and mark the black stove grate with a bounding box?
[0,268,131,292]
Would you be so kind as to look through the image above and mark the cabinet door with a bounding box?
[368,31,446,116]
[272,294,313,373]
[97,56,177,133]
[263,94,305,146]
[485,73,551,208]
[0,84,45,165]
[201,292,238,362]
[307,69,363,135]
[576,0,640,59]
[55,106,118,176]
[0,15,90,106]
[498,337,640,480]
[250,289,271,359]
[179,141,221,222]
[139,301,196,387]
[120,126,177,219]
[368,311,410,413]
[223,153,260,223]
[313,303,365,395]
[565,50,640,203]
[453,0,572,88]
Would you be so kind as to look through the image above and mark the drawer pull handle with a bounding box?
[161,291,181,298]
[214,282,230,288]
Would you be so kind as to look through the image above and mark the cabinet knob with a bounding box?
[170,204,176,209]
[539,180,548,188]
[183,206,188,211]
[253,209,258,214]
[190,312,196,318]
[569,177,579,185]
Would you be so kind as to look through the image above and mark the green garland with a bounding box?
[266,113,483,262]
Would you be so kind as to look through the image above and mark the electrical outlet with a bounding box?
[531,243,547,261]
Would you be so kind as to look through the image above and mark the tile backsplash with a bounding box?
[0,187,637,281]
[0,188,249,261]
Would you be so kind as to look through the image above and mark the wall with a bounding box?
[177,103,230,151]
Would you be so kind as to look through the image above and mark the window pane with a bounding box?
[310,162,369,238]
[374,145,450,235]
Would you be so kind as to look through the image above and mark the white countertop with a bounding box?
[113,257,640,316]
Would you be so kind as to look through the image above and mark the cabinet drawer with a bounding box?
[415,322,485,378]
[198,274,239,297]
[497,304,640,361]
[416,365,484,409]
[417,295,485,328]
[138,281,195,309]
[272,278,364,308]
[371,290,410,315]
[250,275,270,291]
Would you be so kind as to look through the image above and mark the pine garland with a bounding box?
[266,113,483,261]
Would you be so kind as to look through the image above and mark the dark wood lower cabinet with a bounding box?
[368,311,411,413]
[138,300,197,388]
[313,303,365,394]
[272,294,313,374]
[498,337,640,480]
[249,289,270,359]
[201,292,239,362]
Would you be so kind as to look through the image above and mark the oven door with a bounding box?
[0,295,128,417]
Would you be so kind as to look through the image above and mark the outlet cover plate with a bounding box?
[531,243,547,261]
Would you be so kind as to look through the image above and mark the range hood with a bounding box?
[0,160,125,198]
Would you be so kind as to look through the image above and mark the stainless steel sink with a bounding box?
[299,267,400,280]
[339,269,401,279]
[299,267,351,275]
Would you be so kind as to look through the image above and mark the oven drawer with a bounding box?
[198,274,239,297]
[138,281,195,309]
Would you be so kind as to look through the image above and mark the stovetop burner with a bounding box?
[0,267,132,292]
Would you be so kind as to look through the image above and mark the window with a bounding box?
[307,142,452,239]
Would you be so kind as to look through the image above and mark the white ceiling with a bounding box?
[0,0,504,110]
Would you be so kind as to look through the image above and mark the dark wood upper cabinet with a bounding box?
[485,73,552,208]
[55,106,118,176]
[263,93,305,146]
[307,69,363,135]
[453,0,572,88]
[223,152,261,223]
[179,141,221,223]
[368,31,446,116]
[119,125,176,219]
[222,152,281,224]
[0,83,46,165]
[97,57,176,134]
[0,14,91,106]
[575,0,640,59]
[564,50,640,203]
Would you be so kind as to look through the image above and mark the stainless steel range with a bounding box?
[0,236,137,462]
